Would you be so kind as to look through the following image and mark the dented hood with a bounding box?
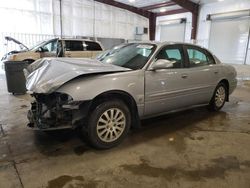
[25,58,130,93]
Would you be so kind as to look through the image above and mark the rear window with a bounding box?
[85,41,102,51]
[64,40,102,51]
[65,41,83,51]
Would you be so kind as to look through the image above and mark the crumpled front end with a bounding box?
[25,58,130,94]
[27,92,89,130]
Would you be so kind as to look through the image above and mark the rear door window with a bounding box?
[65,41,84,51]
[85,41,102,51]
[186,46,215,67]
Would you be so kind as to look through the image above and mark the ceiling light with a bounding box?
[160,8,166,12]
[218,0,224,2]
[129,0,135,3]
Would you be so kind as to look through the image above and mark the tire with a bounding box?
[209,82,227,111]
[86,99,131,149]
[23,59,34,64]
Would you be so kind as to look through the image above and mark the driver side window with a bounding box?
[155,46,184,68]
[42,40,57,52]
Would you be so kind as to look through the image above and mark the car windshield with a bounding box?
[29,39,57,51]
[29,40,48,51]
[98,43,156,70]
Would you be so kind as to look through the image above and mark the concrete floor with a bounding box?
[0,67,250,188]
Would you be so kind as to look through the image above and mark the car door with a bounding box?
[182,45,220,104]
[63,40,87,58]
[144,44,191,116]
[63,40,103,58]
[84,41,103,58]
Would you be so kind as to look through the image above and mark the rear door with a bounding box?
[64,40,85,58]
[85,41,103,58]
[182,45,220,104]
[64,40,103,58]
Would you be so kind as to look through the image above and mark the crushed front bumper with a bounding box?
[27,101,73,130]
[27,93,87,130]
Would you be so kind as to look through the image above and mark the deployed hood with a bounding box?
[5,36,29,51]
[1,37,29,61]
[25,58,131,93]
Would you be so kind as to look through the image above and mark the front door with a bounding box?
[144,44,190,116]
[40,39,58,58]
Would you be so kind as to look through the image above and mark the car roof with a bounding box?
[48,37,101,43]
[129,40,204,48]
[60,38,100,42]
[129,41,215,54]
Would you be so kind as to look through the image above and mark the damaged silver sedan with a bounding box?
[26,42,237,149]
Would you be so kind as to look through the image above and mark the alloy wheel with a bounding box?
[96,108,126,142]
[215,86,226,108]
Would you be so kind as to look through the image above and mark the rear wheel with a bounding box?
[86,99,131,149]
[209,83,227,111]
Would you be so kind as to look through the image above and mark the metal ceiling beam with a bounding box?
[93,0,200,41]
[170,0,199,13]
[93,0,157,40]
[93,0,151,18]
[140,2,176,11]
[156,8,188,17]
[149,13,157,40]
[191,13,198,40]
[170,0,199,40]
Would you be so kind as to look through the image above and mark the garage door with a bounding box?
[209,13,250,65]
[160,22,186,42]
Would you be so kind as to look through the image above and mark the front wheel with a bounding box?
[86,99,131,149]
[209,83,227,111]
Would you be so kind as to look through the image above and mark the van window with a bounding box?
[85,41,102,51]
[65,41,84,51]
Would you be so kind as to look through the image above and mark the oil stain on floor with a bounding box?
[121,156,250,181]
[47,175,99,188]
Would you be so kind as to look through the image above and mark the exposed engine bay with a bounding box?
[28,92,90,130]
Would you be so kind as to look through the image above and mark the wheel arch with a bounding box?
[88,90,141,129]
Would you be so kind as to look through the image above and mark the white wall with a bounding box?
[155,12,193,42]
[0,0,149,41]
[0,0,149,59]
[156,0,250,45]
[0,0,55,34]
[197,0,250,48]
[59,0,149,40]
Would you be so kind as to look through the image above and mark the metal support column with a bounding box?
[59,0,63,38]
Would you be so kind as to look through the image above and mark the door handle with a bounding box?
[181,74,188,79]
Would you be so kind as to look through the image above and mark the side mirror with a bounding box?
[150,59,174,70]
